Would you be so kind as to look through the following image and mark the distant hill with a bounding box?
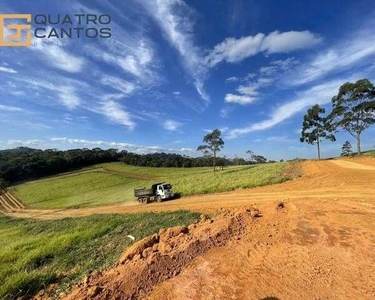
[0,147,255,185]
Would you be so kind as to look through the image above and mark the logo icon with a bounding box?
[0,14,31,47]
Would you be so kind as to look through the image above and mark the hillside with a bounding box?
[10,162,288,209]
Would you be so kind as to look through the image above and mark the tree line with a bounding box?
[300,79,375,158]
[0,146,263,189]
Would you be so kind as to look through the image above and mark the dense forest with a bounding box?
[0,147,262,188]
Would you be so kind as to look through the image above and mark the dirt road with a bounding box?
[55,157,375,300]
[151,157,375,300]
[8,157,375,220]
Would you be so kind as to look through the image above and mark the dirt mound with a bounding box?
[63,208,260,300]
[26,157,375,299]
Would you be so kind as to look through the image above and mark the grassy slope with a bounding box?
[363,150,375,156]
[0,211,200,299]
[12,162,287,209]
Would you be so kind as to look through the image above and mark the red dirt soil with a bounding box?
[30,156,375,300]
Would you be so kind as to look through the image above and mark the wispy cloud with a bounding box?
[0,66,17,74]
[206,30,321,67]
[7,139,43,146]
[49,137,195,154]
[225,77,273,105]
[32,38,85,73]
[141,0,209,105]
[6,71,137,128]
[100,75,136,95]
[84,18,159,87]
[226,78,350,139]
[18,77,84,110]
[225,76,239,82]
[0,104,23,112]
[266,136,294,143]
[288,30,375,86]
[224,58,298,105]
[97,99,135,129]
[225,94,257,105]
[163,119,182,131]
[58,86,81,109]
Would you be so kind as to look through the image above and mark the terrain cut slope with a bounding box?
[57,157,375,299]
[8,157,375,219]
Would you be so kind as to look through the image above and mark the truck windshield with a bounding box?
[163,184,171,190]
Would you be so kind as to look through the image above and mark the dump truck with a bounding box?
[134,182,174,204]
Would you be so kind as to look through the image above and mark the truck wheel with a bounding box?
[157,195,162,202]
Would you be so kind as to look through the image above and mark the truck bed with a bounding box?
[134,188,153,197]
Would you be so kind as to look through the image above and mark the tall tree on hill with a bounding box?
[300,104,336,160]
[197,129,224,170]
[253,154,267,164]
[329,79,375,155]
[341,141,353,157]
[246,150,255,163]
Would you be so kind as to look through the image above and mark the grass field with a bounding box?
[0,211,200,299]
[363,150,375,156]
[11,162,288,209]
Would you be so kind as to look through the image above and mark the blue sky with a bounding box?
[1,0,375,160]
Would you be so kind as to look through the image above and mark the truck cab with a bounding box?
[154,183,174,200]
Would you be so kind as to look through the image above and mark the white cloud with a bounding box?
[163,119,182,131]
[244,73,257,80]
[225,76,239,82]
[99,100,135,129]
[178,147,194,152]
[259,66,278,76]
[7,139,43,146]
[19,77,83,110]
[49,137,195,154]
[9,90,25,97]
[173,91,181,95]
[100,75,136,95]
[226,78,349,139]
[85,39,156,84]
[0,66,17,73]
[260,31,322,54]
[225,77,273,105]
[286,24,375,86]
[32,39,85,73]
[11,74,136,127]
[225,93,257,105]
[266,136,294,143]
[141,0,209,105]
[58,86,80,109]
[206,30,321,67]
[0,104,23,112]
[271,57,299,70]
[225,58,298,105]
[236,85,260,96]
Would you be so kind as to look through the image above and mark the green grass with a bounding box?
[0,211,200,299]
[12,162,288,209]
[362,150,375,156]
[12,171,143,209]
